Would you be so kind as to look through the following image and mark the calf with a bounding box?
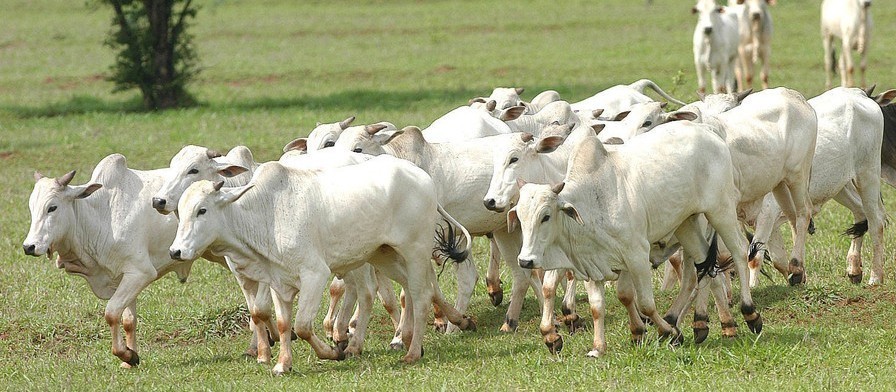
[510,127,761,356]
[692,0,741,93]
[822,0,873,88]
[169,156,475,374]
[23,154,188,368]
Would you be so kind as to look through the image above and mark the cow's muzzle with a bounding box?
[152,197,168,212]
[703,27,713,35]
[483,199,504,212]
[170,249,182,260]
[519,258,535,269]
[23,244,37,256]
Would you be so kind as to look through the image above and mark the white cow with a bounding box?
[422,104,525,142]
[688,88,817,285]
[333,125,545,333]
[471,89,563,115]
[822,0,872,88]
[283,119,398,154]
[569,79,688,118]
[748,87,894,286]
[509,128,761,356]
[692,0,741,94]
[732,0,773,90]
[168,156,476,374]
[23,155,189,368]
[150,144,398,361]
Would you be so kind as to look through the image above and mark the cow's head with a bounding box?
[687,89,752,116]
[301,116,355,153]
[595,102,694,142]
[509,182,582,270]
[737,0,773,21]
[153,145,248,215]
[23,170,102,257]
[692,0,725,36]
[169,180,254,262]
[332,122,404,156]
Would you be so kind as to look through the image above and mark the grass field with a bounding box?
[3,0,896,390]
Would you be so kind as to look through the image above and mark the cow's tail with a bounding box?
[433,204,473,263]
[843,219,869,239]
[695,231,719,281]
[629,79,687,106]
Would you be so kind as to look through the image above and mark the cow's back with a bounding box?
[716,88,817,202]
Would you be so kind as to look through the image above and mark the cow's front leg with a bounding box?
[271,287,297,376]
[105,271,154,368]
[539,269,564,354]
[584,280,606,357]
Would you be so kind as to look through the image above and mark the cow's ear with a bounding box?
[591,108,604,119]
[603,137,624,145]
[219,183,254,204]
[215,162,249,178]
[612,111,630,121]
[691,6,698,14]
[507,208,519,233]
[668,111,698,122]
[591,123,606,134]
[536,136,565,153]
[560,202,584,225]
[875,89,896,106]
[70,183,102,199]
[766,0,775,5]
[737,0,745,4]
[283,138,308,153]
[34,171,45,182]
[500,106,526,121]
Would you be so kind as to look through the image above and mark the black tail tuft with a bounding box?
[843,220,868,239]
[696,234,719,281]
[748,241,765,261]
[433,220,469,263]
[808,218,816,235]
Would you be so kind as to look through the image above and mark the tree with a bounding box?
[102,0,199,110]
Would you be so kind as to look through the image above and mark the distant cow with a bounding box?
[822,0,873,88]
[732,0,774,90]
[23,155,187,368]
[692,0,741,93]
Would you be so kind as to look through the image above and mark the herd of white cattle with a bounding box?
[693,0,873,93]
[22,77,896,374]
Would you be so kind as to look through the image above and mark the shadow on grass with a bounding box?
[0,82,691,119]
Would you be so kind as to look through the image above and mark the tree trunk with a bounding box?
[146,0,178,109]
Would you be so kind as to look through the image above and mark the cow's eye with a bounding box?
[541,215,550,223]
[323,141,335,148]
[642,121,652,128]
[353,148,363,153]
[509,157,519,164]
[197,208,206,216]
[47,205,57,213]
[188,168,199,175]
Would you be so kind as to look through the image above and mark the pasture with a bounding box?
[2,0,896,389]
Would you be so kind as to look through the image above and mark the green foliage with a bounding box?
[102,0,199,110]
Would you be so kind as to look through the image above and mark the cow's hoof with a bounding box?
[693,326,709,344]
[721,322,738,338]
[585,348,604,358]
[662,328,683,346]
[124,347,140,367]
[565,314,585,334]
[848,273,863,285]
[489,290,504,307]
[433,321,448,333]
[389,336,405,351]
[244,348,258,359]
[788,272,805,286]
[544,334,563,355]
[335,340,349,356]
[499,318,518,333]
[746,313,763,334]
[459,316,477,332]
[272,364,290,376]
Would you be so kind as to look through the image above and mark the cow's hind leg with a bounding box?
[323,277,346,340]
[705,208,762,335]
[445,259,477,333]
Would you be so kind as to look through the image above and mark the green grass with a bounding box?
[2,0,896,390]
